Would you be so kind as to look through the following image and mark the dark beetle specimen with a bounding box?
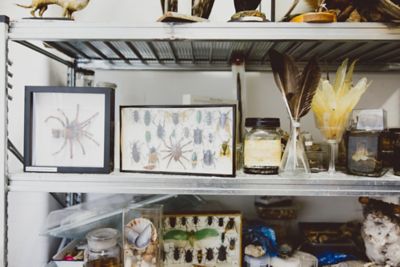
[184,249,193,263]
[207,216,214,226]
[221,232,226,243]
[229,237,237,250]
[217,217,224,227]
[217,245,228,262]
[192,216,199,226]
[225,217,236,232]
[180,216,187,227]
[172,246,181,261]
[205,248,214,261]
[168,217,177,228]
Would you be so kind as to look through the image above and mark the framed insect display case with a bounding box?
[120,105,236,177]
[123,205,163,267]
[24,86,114,173]
[162,212,242,267]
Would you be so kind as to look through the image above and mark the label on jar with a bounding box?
[244,139,281,167]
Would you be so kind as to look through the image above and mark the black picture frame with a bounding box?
[24,86,115,174]
[120,105,236,177]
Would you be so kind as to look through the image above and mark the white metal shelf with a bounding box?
[8,171,400,196]
[8,21,400,71]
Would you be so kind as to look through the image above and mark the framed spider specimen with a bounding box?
[24,86,114,173]
[120,105,236,177]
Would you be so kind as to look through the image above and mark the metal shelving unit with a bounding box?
[2,16,400,266]
[8,20,400,71]
[9,171,400,196]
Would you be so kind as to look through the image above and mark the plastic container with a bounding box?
[85,228,121,267]
[244,118,281,175]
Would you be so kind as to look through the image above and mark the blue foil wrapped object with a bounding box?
[317,251,356,265]
[244,225,279,257]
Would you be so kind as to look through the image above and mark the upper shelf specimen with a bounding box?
[8,21,400,71]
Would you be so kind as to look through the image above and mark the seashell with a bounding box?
[125,227,140,245]
[136,224,152,248]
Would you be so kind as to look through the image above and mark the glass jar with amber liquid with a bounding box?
[244,118,281,175]
[85,228,121,267]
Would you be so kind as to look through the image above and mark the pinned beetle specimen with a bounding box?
[133,110,140,123]
[45,104,99,159]
[196,249,203,263]
[144,110,152,126]
[184,249,194,263]
[130,141,141,163]
[193,128,203,145]
[205,247,214,261]
[217,245,228,262]
[203,150,216,167]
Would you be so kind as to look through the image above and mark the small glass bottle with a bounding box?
[85,228,121,267]
[244,118,281,175]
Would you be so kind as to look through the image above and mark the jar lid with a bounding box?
[245,118,280,128]
[76,68,95,76]
[86,228,118,251]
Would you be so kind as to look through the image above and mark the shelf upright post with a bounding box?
[66,65,82,207]
[0,15,10,267]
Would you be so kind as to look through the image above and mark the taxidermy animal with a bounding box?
[269,49,321,123]
[16,0,90,18]
[359,197,400,267]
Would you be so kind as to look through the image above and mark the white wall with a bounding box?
[1,1,400,266]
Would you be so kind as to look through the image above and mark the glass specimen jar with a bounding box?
[346,130,385,177]
[76,69,94,87]
[243,118,281,175]
[85,228,121,267]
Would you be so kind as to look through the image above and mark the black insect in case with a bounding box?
[24,86,115,174]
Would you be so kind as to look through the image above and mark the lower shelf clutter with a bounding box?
[46,195,400,267]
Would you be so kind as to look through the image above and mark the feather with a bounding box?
[269,49,321,121]
[295,57,321,119]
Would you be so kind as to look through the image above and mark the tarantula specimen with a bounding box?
[162,136,192,169]
[45,104,99,159]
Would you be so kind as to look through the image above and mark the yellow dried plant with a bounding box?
[312,59,371,141]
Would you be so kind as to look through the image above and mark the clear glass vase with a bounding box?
[279,121,311,177]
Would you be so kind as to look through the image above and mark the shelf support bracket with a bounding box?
[0,15,9,267]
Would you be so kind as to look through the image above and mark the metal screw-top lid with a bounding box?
[245,118,280,128]
[86,228,118,251]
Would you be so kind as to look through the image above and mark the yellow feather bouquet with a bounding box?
[311,59,370,173]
